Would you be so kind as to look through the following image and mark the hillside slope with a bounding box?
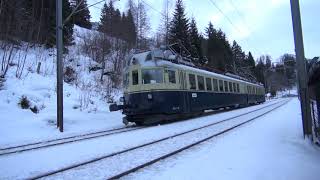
[0,26,125,146]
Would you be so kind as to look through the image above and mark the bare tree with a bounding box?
[136,2,150,49]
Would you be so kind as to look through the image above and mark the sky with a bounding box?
[87,0,319,61]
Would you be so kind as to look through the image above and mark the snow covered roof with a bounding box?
[130,50,263,87]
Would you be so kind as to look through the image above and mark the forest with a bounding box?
[0,0,296,96]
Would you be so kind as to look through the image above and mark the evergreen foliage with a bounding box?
[71,0,92,29]
[0,0,74,47]
[98,1,137,46]
[189,18,203,63]
[203,22,232,72]
[168,0,191,56]
[19,95,30,109]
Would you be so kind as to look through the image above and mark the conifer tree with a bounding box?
[232,40,246,68]
[71,0,92,29]
[246,51,256,74]
[168,0,190,55]
[98,2,114,35]
[124,9,137,46]
[204,22,226,71]
[189,17,202,62]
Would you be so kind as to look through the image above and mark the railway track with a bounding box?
[27,99,289,180]
[0,100,278,157]
[0,126,142,156]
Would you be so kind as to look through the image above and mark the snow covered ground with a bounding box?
[126,98,320,180]
[1,98,319,180]
[0,99,282,179]
[0,25,124,147]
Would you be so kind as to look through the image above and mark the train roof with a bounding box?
[129,50,264,88]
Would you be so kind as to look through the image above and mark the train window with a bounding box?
[229,82,233,93]
[219,80,224,92]
[123,72,129,88]
[224,81,229,92]
[197,76,205,90]
[132,70,139,85]
[213,79,218,91]
[142,69,163,84]
[146,53,152,61]
[237,84,240,93]
[189,74,196,90]
[206,78,212,91]
[233,83,236,92]
[168,70,176,83]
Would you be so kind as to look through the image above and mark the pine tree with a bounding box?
[98,2,114,36]
[168,0,190,55]
[205,22,219,70]
[125,9,137,46]
[71,0,92,29]
[189,17,202,62]
[246,51,256,74]
[113,9,122,38]
[232,40,246,70]
[35,0,74,47]
[0,0,73,48]
[63,0,74,46]
[255,59,266,84]
[204,22,229,72]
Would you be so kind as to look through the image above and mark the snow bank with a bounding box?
[0,26,124,146]
[127,98,320,180]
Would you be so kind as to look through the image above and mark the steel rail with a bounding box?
[28,99,288,180]
[108,100,290,179]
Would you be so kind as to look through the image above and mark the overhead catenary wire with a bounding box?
[207,0,263,57]
[228,0,251,29]
[207,0,242,33]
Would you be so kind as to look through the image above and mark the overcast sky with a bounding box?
[87,0,319,61]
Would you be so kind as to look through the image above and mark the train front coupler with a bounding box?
[109,97,125,112]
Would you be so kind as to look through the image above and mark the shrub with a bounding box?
[30,106,39,114]
[0,77,5,90]
[19,96,30,109]
[64,66,76,83]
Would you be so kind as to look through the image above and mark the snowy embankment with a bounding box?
[1,98,319,180]
[0,26,124,147]
[126,98,320,180]
[0,99,283,179]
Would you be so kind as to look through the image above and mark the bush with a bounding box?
[30,106,39,114]
[19,96,30,109]
[0,77,5,90]
[64,66,76,83]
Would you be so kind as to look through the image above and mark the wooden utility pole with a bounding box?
[290,0,311,137]
[56,0,64,132]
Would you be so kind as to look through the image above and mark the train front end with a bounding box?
[109,50,183,125]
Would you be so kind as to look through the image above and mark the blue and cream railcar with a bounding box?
[110,50,265,125]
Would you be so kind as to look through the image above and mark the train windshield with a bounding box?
[142,69,163,84]
[123,72,129,88]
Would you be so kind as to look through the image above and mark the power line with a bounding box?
[207,0,242,33]
[141,0,166,17]
[207,0,264,57]
[228,0,250,28]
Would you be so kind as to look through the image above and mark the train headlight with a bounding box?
[147,93,153,100]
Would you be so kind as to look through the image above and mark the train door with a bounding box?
[179,70,187,89]
[179,71,189,113]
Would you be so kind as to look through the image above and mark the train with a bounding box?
[110,48,266,125]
